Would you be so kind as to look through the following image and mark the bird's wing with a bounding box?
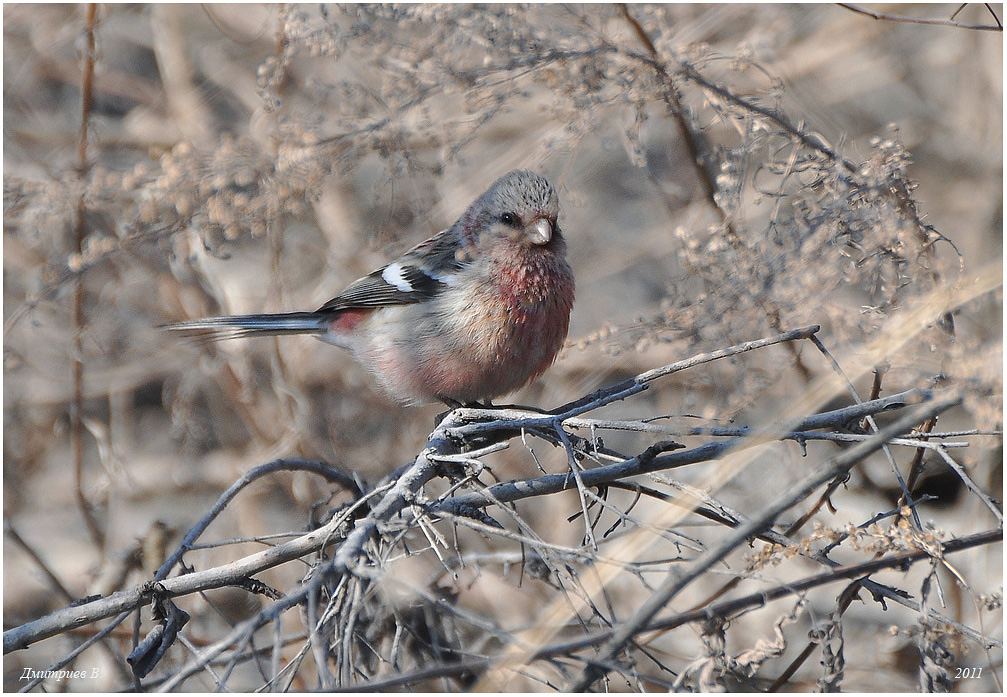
[316,228,465,313]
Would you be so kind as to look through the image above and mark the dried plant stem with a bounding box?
[154,459,361,582]
[617,4,723,227]
[334,528,1000,692]
[441,386,932,511]
[809,333,920,528]
[3,7,1000,688]
[618,3,815,379]
[72,2,104,550]
[4,521,75,604]
[3,460,365,654]
[838,3,1003,31]
[565,392,962,692]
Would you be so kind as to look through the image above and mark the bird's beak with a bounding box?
[527,218,553,245]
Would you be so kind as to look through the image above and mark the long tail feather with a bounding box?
[162,312,327,342]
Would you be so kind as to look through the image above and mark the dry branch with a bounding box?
[5,329,994,691]
[3,4,1000,692]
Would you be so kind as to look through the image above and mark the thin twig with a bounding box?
[154,458,360,583]
[3,471,380,654]
[565,392,961,691]
[450,326,821,428]
[439,387,933,511]
[616,4,725,227]
[332,528,1000,691]
[4,521,76,604]
[564,416,967,448]
[838,3,1003,31]
[929,445,1003,523]
[809,334,921,528]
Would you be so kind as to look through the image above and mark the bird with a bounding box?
[165,170,575,406]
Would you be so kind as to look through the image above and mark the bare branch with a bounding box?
[838,3,1003,31]
[565,391,962,691]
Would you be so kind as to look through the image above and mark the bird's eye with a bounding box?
[500,212,518,226]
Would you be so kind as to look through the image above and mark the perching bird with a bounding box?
[165,170,575,406]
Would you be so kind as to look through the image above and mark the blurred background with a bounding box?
[3,4,1002,691]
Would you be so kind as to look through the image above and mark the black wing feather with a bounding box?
[315,227,469,314]
[316,264,446,313]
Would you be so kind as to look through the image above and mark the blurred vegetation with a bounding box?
[3,4,1002,692]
